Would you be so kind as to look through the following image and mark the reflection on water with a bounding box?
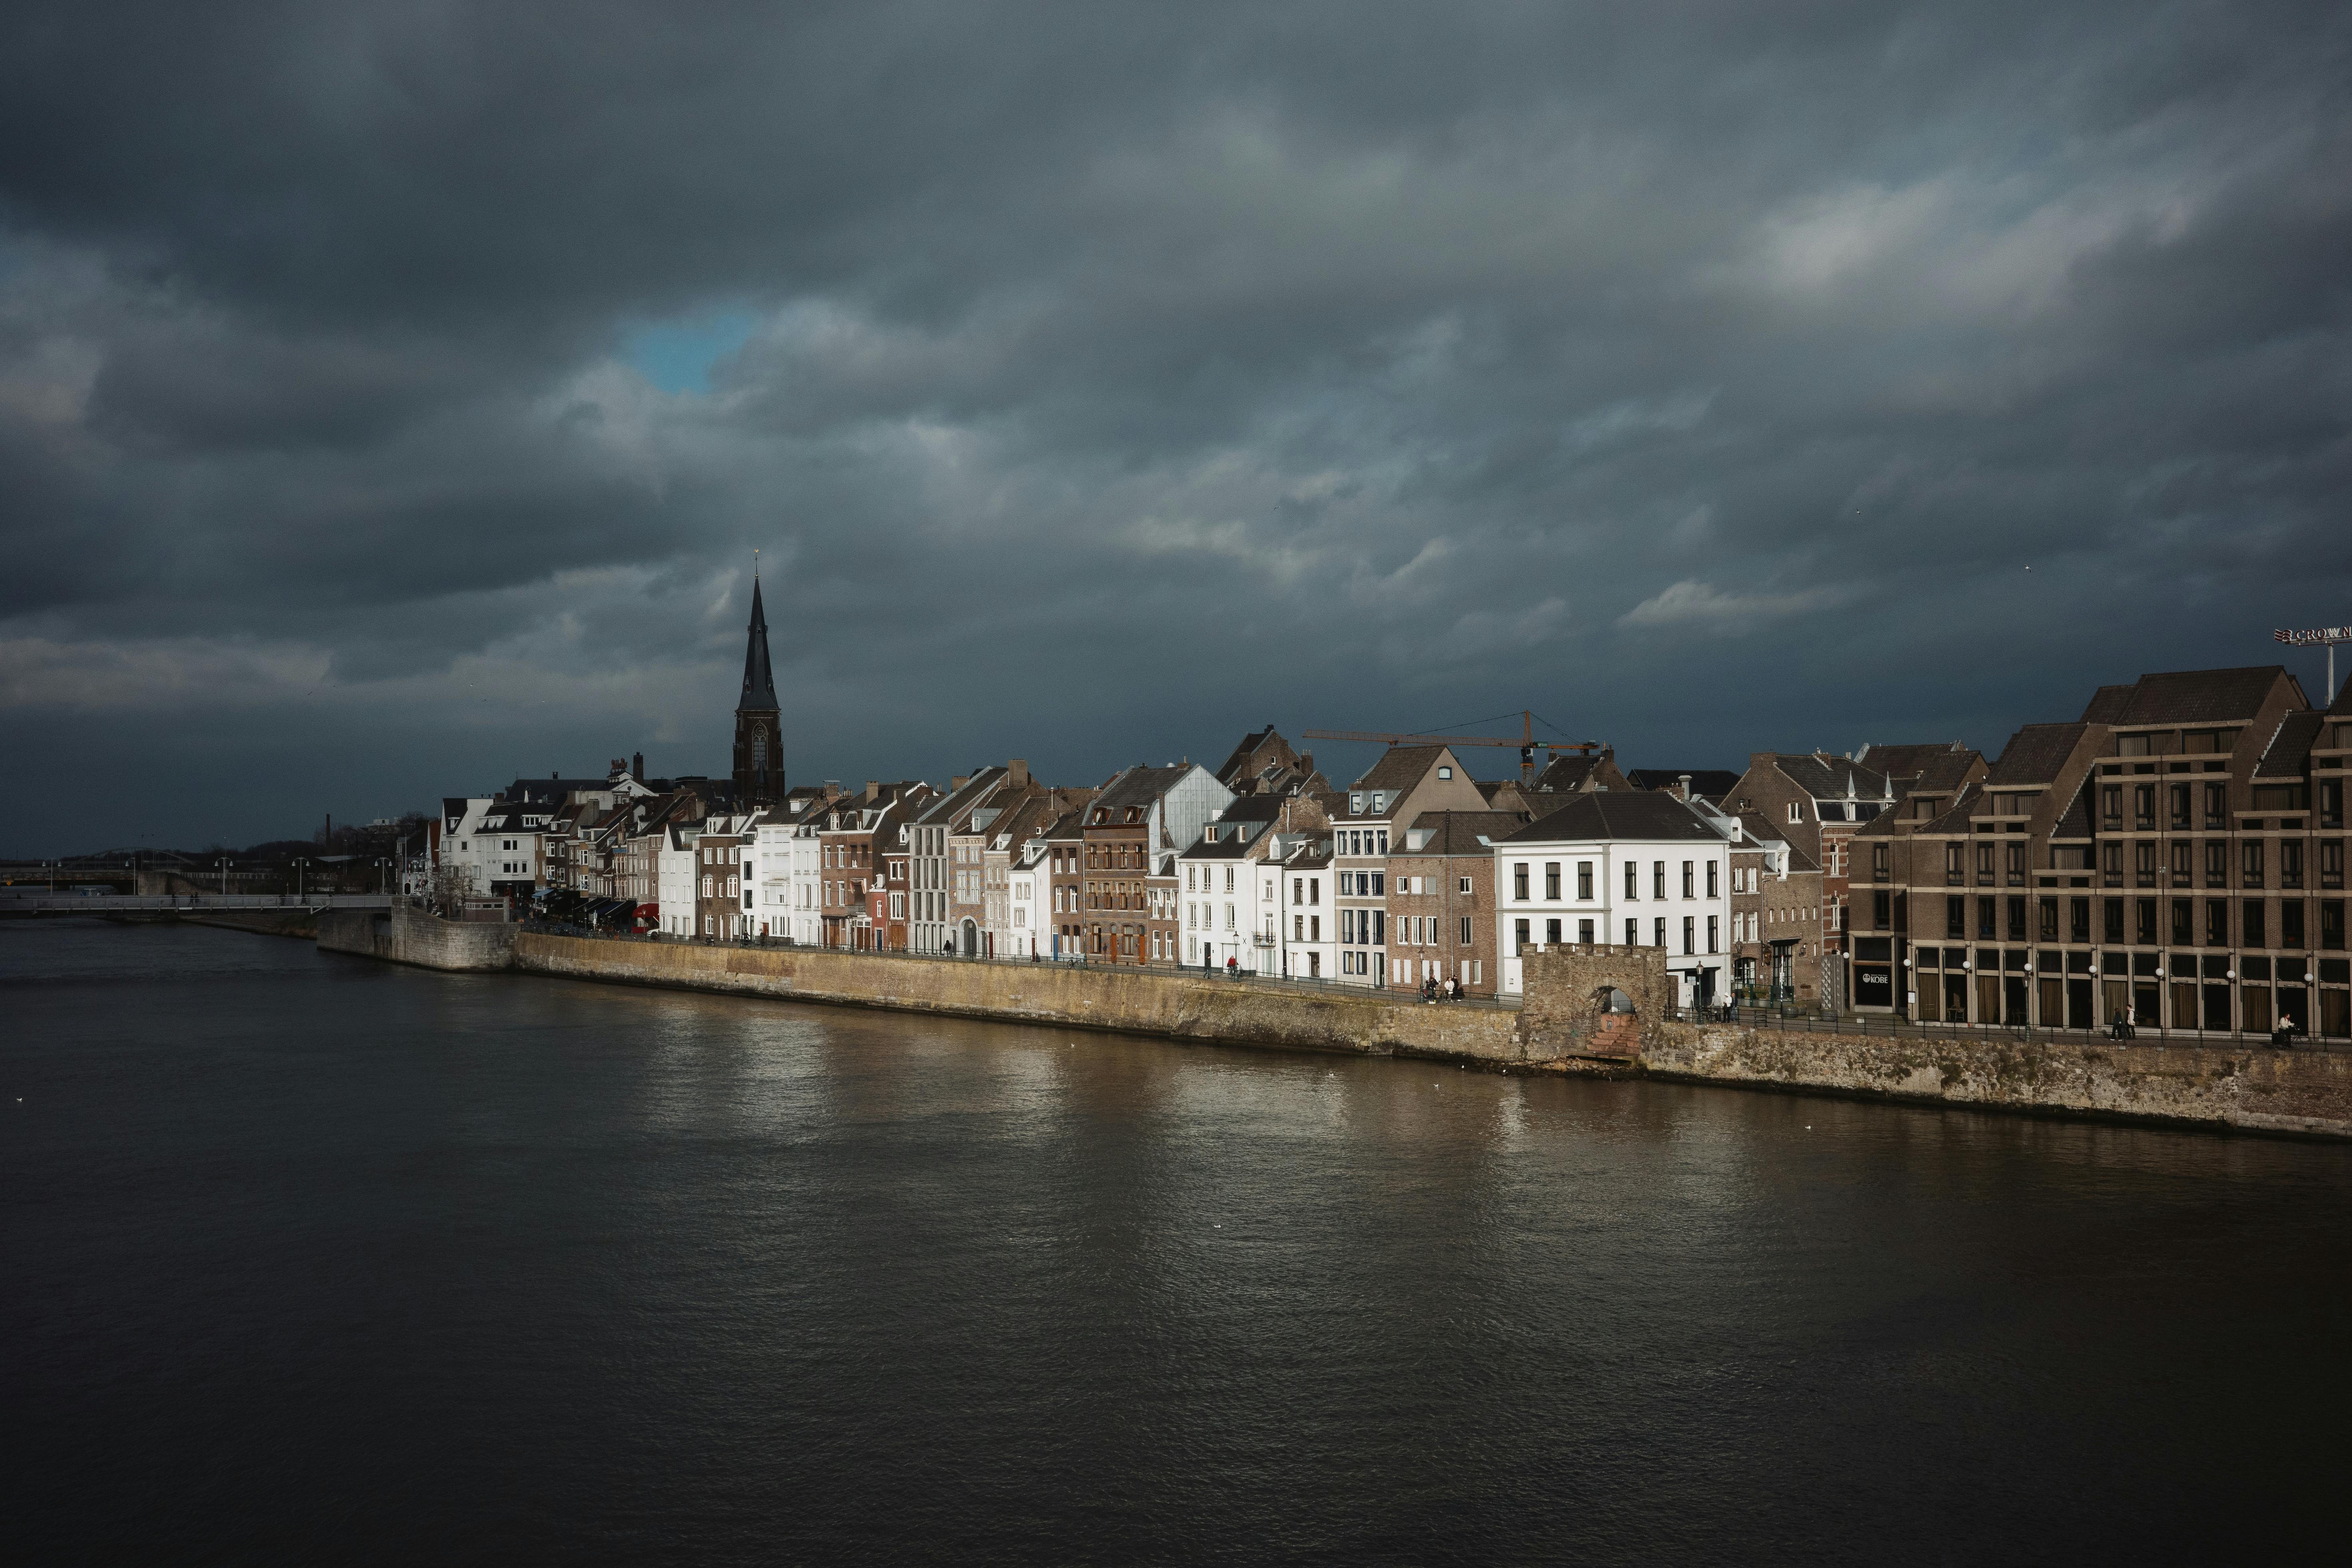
[5,920,2348,1564]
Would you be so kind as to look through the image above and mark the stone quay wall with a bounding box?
[1511,944,2352,1138]
[308,917,2352,1138]
[510,933,1522,1061]
[317,904,517,972]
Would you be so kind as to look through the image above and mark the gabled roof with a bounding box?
[1984,722,2090,787]
[1216,793,1287,825]
[2086,666,2299,727]
[1915,782,1983,835]
[1396,810,1529,856]
[1350,744,1449,796]
[2331,680,2352,718]
[1500,791,1727,845]
[1770,753,1892,802]
[2256,711,2324,779]
[1091,764,1193,816]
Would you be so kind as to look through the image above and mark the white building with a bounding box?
[1272,834,1336,981]
[656,821,700,936]
[1492,792,1738,1009]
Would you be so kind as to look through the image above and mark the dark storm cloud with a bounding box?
[3,0,2348,851]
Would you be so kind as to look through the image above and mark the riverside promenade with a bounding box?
[316,906,2352,1140]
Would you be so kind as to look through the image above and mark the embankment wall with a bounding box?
[182,909,316,939]
[318,905,516,971]
[511,933,1520,1060]
[1616,1021,2352,1139]
[313,915,2352,1138]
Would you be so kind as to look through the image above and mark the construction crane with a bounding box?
[1303,711,1599,785]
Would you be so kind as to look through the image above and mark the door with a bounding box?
[2066,977,2093,1030]
[2243,986,2271,1034]
[2004,975,2028,1024]
[2171,982,2198,1031]
[2037,977,2062,1028]
[1976,974,2000,1024]
[2202,983,2231,1032]
[2101,979,2128,1031]
[1944,973,1968,1023]
[2133,983,2160,1029]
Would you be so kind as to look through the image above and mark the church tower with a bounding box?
[732,573,784,807]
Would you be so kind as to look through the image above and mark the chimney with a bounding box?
[823,779,843,800]
[952,775,969,791]
[633,751,644,778]
[1749,752,1774,771]
[1677,773,1693,801]
[866,780,881,802]
[1008,758,1029,788]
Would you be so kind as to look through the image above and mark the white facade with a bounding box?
[1005,839,1048,957]
[1273,837,1336,982]
[1493,819,1736,1008]
[656,825,698,936]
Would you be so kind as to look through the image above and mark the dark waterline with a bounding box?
[5,921,2347,1563]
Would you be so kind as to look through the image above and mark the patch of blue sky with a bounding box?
[622,308,758,394]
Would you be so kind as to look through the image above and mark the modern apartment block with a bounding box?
[1855,667,2349,1038]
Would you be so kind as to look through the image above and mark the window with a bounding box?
[1707,915,1719,953]
[1788,802,1801,823]
[1350,794,1363,815]
[1545,862,1561,900]
[2168,784,2191,830]
[1681,862,1695,898]
[1459,876,1473,895]
[1655,918,1667,947]
[2244,899,2267,949]
[2170,898,2192,946]
[1707,860,1720,897]
[2005,843,2026,886]
[1437,766,1452,779]
[2283,901,2305,947]
[1514,919,1529,955]
[1625,918,1638,945]
[2006,895,2026,941]
[1626,863,1639,899]
[1946,895,1965,938]
[1513,864,1529,901]
[1546,918,1562,945]
[1577,862,1593,900]
[2038,897,2057,940]
[1682,916,1695,955]
[2070,897,2090,944]
[2325,841,2346,891]
[2283,842,2305,889]
[1654,862,1666,899]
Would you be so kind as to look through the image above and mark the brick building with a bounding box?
[1855,666,2348,1038]
[1386,809,1525,995]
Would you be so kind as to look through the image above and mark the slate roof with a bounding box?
[1093,764,1193,815]
[2256,711,2324,779]
[1534,754,1608,791]
[1914,782,1983,835]
[1217,793,1287,825]
[1771,753,1893,801]
[1349,745,1449,800]
[1626,767,1741,799]
[1500,791,1728,845]
[2083,666,2296,726]
[1214,727,1286,785]
[1395,810,1530,856]
[2050,777,2095,839]
[1984,722,2091,787]
[1732,811,1822,872]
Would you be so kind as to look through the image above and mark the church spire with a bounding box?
[738,572,777,714]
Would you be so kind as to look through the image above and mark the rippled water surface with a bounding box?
[6,921,2348,1563]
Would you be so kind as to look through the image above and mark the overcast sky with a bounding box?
[5,1,2348,853]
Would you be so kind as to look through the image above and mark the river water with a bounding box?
[5,921,2347,1562]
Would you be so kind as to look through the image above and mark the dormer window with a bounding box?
[1350,793,1364,814]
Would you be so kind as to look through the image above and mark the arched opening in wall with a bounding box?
[1588,984,1640,1057]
